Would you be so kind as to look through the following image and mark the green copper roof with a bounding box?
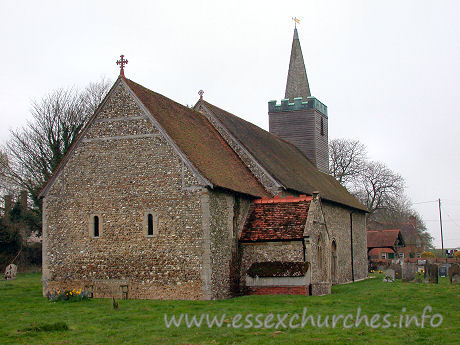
[268,97,328,116]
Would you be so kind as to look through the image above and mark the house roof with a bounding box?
[368,248,395,256]
[367,229,402,248]
[240,195,311,242]
[367,219,420,245]
[201,100,367,211]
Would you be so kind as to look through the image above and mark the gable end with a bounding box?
[39,78,212,198]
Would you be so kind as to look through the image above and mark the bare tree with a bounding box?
[0,150,17,197]
[370,194,413,224]
[3,78,111,208]
[370,197,434,248]
[329,137,433,248]
[352,161,405,214]
[329,138,367,185]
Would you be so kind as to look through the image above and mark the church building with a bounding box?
[40,27,368,299]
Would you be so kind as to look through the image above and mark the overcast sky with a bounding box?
[1,0,459,248]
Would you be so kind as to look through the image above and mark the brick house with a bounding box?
[367,229,405,263]
[367,216,425,264]
[39,28,368,299]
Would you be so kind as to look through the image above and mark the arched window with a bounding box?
[145,211,158,237]
[147,214,154,236]
[320,117,325,136]
[331,240,337,283]
[89,214,102,238]
[93,216,99,237]
[317,234,323,267]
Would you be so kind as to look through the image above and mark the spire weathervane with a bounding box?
[198,89,204,100]
[116,55,128,77]
[292,17,300,28]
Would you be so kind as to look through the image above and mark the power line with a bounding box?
[424,218,460,222]
[412,200,438,205]
[447,214,460,229]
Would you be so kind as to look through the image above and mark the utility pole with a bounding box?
[438,198,445,261]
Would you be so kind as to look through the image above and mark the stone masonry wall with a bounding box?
[321,202,367,284]
[303,195,331,296]
[240,241,304,291]
[42,82,210,300]
[206,190,252,299]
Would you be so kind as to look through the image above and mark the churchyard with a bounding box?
[0,273,458,344]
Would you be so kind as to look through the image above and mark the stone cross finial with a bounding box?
[116,55,128,77]
[198,90,204,100]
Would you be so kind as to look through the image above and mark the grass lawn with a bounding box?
[0,273,458,344]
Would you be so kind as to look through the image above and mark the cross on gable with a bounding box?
[198,90,204,100]
[116,55,128,77]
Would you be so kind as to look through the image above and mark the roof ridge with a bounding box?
[202,100,319,169]
[255,195,312,204]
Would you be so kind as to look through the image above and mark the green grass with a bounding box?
[0,273,458,344]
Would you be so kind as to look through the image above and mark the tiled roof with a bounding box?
[367,230,401,248]
[368,248,395,256]
[240,196,311,242]
[201,100,367,211]
[367,220,419,246]
[124,79,269,198]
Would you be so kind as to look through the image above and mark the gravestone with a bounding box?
[439,265,448,277]
[402,262,417,282]
[390,263,402,280]
[377,264,387,272]
[4,264,17,280]
[449,263,460,284]
[383,268,395,282]
[424,263,438,284]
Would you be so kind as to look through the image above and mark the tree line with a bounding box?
[0,79,111,270]
[329,138,433,247]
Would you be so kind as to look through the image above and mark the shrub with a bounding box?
[454,251,460,258]
[47,289,91,302]
[23,243,42,266]
[421,251,435,258]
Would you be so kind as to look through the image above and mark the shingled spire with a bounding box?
[269,26,329,173]
[284,28,311,102]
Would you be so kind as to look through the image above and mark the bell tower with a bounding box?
[268,27,329,173]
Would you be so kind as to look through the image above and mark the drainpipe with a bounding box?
[302,238,306,262]
[350,211,355,282]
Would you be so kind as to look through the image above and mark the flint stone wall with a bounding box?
[206,190,252,299]
[321,202,367,284]
[240,241,304,290]
[43,83,212,300]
